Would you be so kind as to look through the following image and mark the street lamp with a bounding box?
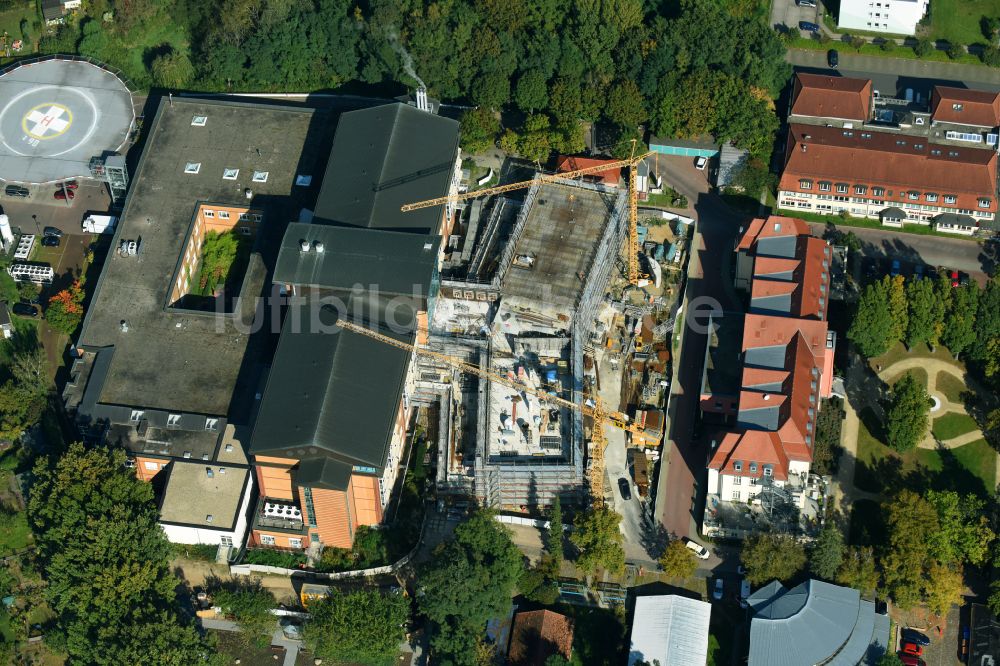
[31,214,39,235]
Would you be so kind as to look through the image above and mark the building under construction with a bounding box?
[426,178,628,508]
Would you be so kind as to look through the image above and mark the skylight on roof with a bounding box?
[223,168,239,180]
[191,116,208,127]
[252,170,269,183]
[184,162,201,174]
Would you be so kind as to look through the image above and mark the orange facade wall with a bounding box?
[251,530,306,550]
[135,455,168,482]
[308,486,353,550]
[255,458,297,500]
[351,475,382,527]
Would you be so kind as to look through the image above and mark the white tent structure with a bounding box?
[628,594,712,666]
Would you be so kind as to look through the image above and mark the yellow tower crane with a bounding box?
[400,150,654,285]
[335,318,644,506]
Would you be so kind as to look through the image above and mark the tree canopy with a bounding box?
[741,532,806,586]
[418,509,522,664]
[659,538,698,579]
[848,277,898,358]
[810,521,845,581]
[303,588,409,666]
[570,506,625,575]
[27,443,212,665]
[885,372,930,452]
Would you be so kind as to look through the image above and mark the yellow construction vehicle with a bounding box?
[400,149,654,285]
[335,318,644,506]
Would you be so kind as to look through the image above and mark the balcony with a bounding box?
[253,498,305,532]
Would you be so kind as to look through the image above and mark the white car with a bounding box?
[695,156,708,170]
[683,537,710,559]
[712,578,724,601]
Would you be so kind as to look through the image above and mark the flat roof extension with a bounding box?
[159,461,250,529]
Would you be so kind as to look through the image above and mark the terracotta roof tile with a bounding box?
[556,155,622,185]
[780,124,998,213]
[931,86,1000,127]
[790,73,872,122]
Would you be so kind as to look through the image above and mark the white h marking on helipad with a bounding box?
[26,106,69,137]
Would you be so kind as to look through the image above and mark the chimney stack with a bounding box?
[416,87,429,112]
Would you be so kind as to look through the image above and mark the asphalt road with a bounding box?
[808,222,997,282]
[788,48,1000,92]
[653,156,746,541]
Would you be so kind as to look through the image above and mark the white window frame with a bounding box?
[926,193,938,202]
[288,537,302,549]
[908,192,919,200]
[130,409,144,423]
[252,171,269,183]
[252,213,263,222]
[749,462,758,474]
[799,179,812,190]
[238,212,250,221]
[979,198,991,208]
[205,418,219,431]
[764,467,773,477]
[854,185,866,195]
[184,162,201,174]
[220,536,233,546]
[731,491,741,501]
[238,226,251,235]
[818,182,831,192]
[203,209,214,218]
[143,461,159,471]
[191,116,208,127]
[835,184,848,194]
[733,462,742,472]
[223,168,239,180]
[944,195,957,204]
[167,413,182,427]
[218,211,230,220]
[260,534,276,546]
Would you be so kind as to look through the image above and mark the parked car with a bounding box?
[950,269,960,287]
[695,156,708,170]
[618,477,632,501]
[961,626,970,660]
[797,0,816,6]
[43,226,62,238]
[683,537,710,559]
[827,49,839,68]
[799,20,820,32]
[897,654,925,666]
[890,259,901,277]
[54,189,75,201]
[712,578,724,601]
[4,184,29,198]
[901,641,924,657]
[902,629,931,646]
[41,236,60,247]
[11,303,39,318]
[60,180,78,191]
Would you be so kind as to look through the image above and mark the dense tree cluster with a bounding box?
[27,444,214,665]
[741,531,806,585]
[884,372,931,453]
[303,588,410,665]
[35,0,787,163]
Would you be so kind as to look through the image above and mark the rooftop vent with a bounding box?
[295,175,313,187]
[423,242,433,250]
[205,514,213,522]
[205,468,214,479]
[183,451,191,458]
[300,240,311,252]
[314,241,325,253]
[800,144,807,152]
[120,319,129,333]
[244,188,252,200]
[763,394,770,401]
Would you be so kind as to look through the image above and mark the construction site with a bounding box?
[413,162,693,510]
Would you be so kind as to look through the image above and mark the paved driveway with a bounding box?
[0,180,111,236]
[788,48,1000,90]
[771,0,821,31]
[807,221,996,283]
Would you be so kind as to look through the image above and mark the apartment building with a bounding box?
[702,217,835,535]
[837,0,928,35]
[779,74,1000,236]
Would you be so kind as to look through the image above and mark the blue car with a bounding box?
[799,21,820,32]
[890,259,901,277]
[901,628,930,646]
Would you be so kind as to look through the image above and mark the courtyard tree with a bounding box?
[514,69,548,113]
[418,509,521,662]
[605,79,646,129]
[459,108,500,153]
[904,277,943,349]
[970,276,1000,370]
[848,278,896,357]
[941,282,979,357]
[212,579,276,647]
[810,521,845,581]
[883,490,939,608]
[741,532,806,586]
[885,372,930,452]
[27,443,212,664]
[836,546,879,597]
[924,561,964,615]
[888,275,909,343]
[659,538,698,579]
[925,490,995,566]
[570,506,625,575]
[46,279,86,335]
[303,588,409,665]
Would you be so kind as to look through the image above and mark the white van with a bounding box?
[682,537,710,559]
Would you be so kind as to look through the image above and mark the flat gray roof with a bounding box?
[0,59,134,184]
[628,595,712,666]
[159,461,250,528]
[501,182,619,315]
[77,97,332,416]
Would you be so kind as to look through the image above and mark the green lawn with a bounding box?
[889,367,927,388]
[869,342,961,375]
[0,3,38,53]
[932,412,980,440]
[936,372,969,404]
[777,208,979,239]
[789,39,984,65]
[0,508,31,556]
[927,0,1000,45]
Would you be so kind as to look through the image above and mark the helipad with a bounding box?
[0,59,134,185]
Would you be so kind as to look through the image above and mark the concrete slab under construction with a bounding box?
[501,183,620,318]
[488,353,571,459]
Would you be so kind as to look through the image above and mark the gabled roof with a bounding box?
[274,223,441,295]
[628,595,712,666]
[313,103,460,235]
[556,155,622,185]
[790,73,872,122]
[931,86,1000,128]
[249,301,411,471]
[780,124,998,213]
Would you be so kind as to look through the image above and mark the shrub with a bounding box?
[914,38,934,57]
[243,548,307,569]
[984,46,1000,67]
[947,43,965,60]
[880,39,895,52]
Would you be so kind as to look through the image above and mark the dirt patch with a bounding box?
[171,558,298,605]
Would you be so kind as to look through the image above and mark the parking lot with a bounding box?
[770,0,821,31]
[1,180,111,237]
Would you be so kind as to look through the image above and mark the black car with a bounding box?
[799,20,820,32]
[618,477,632,501]
[11,303,39,318]
[43,226,62,238]
[4,184,29,198]
[901,628,931,646]
[41,236,60,247]
[828,49,839,68]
